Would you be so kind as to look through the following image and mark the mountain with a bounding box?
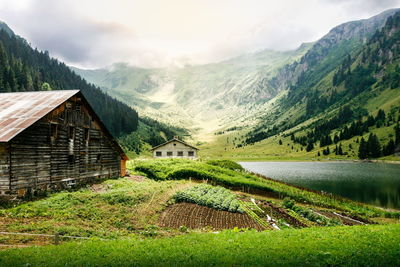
[0,21,14,36]
[230,9,400,160]
[72,44,312,132]
[73,9,400,160]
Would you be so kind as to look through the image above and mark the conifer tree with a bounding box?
[358,137,368,159]
[383,139,395,156]
[367,133,381,158]
[306,142,314,152]
[338,143,343,155]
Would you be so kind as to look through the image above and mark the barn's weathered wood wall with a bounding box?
[0,95,124,196]
[0,143,10,194]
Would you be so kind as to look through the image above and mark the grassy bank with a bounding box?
[1,224,399,266]
[0,178,191,240]
[132,159,399,218]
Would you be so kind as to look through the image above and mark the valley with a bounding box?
[75,9,400,162]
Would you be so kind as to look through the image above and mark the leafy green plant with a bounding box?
[174,184,244,213]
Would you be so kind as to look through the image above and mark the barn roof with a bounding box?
[151,137,199,151]
[0,90,80,142]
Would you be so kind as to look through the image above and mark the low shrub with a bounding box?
[206,160,244,171]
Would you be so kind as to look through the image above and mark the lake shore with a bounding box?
[240,161,400,210]
[230,157,400,164]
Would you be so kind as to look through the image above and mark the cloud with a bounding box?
[0,0,399,68]
[0,0,137,68]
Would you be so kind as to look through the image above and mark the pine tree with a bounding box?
[306,142,314,152]
[338,143,343,155]
[367,133,381,158]
[358,137,368,159]
[383,139,396,156]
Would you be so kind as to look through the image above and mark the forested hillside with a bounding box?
[232,10,400,160]
[0,26,138,137]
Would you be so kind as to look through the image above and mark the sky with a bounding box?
[0,0,399,69]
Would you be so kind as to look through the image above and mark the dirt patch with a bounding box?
[159,202,264,231]
[90,184,108,193]
[127,176,146,182]
[317,210,365,225]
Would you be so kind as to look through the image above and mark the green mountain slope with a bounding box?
[213,10,400,160]
[73,9,400,160]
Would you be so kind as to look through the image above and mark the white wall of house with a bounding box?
[153,141,197,158]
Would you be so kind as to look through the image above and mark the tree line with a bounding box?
[290,106,399,158]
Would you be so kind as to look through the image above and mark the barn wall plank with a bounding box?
[0,143,10,193]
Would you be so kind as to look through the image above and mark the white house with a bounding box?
[151,137,199,158]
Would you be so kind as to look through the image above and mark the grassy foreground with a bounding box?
[1,224,399,266]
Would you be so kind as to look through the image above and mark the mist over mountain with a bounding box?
[74,9,398,128]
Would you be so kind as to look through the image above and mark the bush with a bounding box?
[283,197,295,209]
[206,160,244,171]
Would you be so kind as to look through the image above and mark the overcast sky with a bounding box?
[0,0,399,69]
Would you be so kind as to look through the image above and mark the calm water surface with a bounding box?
[239,161,400,209]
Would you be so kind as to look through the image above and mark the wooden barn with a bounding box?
[152,137,198,158]
[0,90,128,197]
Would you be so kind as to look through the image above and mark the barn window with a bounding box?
[156,151,162,157]
[84,128,90,142]
[177,151,183,156]
[167,151,173,156]
[50,124,58,140]
[97,154,102,163]
[69,127,75,139]
[68,155,75,164]
[188,151,194,157]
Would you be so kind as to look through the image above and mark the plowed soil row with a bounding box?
[256,200,308,228]
[159,203,264,230]
[316,210,365,225]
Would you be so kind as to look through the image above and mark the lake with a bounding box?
[239,161,400,209]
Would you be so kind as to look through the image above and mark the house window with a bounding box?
[173,143,176,146]
[188,151,194,157]
[167,151,173,156]
[97,154,102,163]
[156,151,162,157]
[177,151,183,156]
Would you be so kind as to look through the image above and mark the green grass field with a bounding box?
[1,224,399,266]
[1,159,399,266]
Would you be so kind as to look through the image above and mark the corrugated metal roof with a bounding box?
[0,90,79,142]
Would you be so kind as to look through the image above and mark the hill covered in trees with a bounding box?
[233,9,400,160]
